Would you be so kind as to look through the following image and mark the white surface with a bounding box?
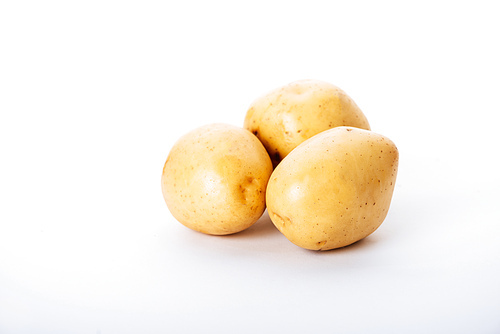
[1,1,500,333]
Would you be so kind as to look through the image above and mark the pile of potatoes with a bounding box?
[161,80,399,251]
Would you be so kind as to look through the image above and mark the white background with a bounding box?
[1,1,500,333]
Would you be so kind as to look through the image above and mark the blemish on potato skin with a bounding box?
[316,240,327,250]
[271,211,292,228]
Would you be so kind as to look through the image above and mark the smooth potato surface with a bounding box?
[266,127,398,250]
[161,123,273,235]
[244,80,370,167]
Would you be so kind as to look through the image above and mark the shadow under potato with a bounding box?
[220,209,382,253]
[222,210,281,239]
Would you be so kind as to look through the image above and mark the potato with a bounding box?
[244,79,370,167]
[266,126,398,250]
[161,123,273,235]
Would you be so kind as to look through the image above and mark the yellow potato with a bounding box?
[266,126,398,250]
[244,79,370,167]
[161,123,273,235]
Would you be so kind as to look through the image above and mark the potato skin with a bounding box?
[161,123,273,235]
[244,80,370,167]
[266,127,398,250]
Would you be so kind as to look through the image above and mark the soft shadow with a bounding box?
[323,235,379,254]
[289,233,380,256]
[217,209,384,252]
[223,210,281,239]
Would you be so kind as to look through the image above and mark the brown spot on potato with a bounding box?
[237,176,258,204]
[316,240,327,250]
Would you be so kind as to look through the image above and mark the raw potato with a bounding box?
[161,123,273,235]
[244,79,370,167]
[266,126,399,251]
